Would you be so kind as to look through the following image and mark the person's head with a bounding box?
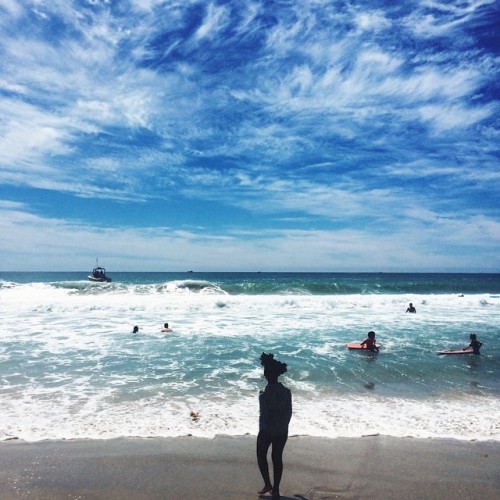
[164,323,169,328]
[260,352,287,382]
[409,303,413,306]
[368,331,376,339]
[470,333,477,340]
[133,325,139,333]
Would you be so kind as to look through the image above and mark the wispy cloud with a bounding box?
[405,0,497,37]
[0,0,498,270]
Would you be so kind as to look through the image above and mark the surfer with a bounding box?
[161,323,173,332]
[464,333,482,354]
[360,331,379,352]
[406,303,416,313]
[257,352,292,500]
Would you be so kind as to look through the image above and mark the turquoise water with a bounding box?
[0,272,499,441]
[4,271,500,294]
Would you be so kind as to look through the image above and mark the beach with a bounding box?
[0,435,498,499]
[1,273,498,498]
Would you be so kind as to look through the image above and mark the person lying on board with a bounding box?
[360,331,379,352]
[464,333,482,354]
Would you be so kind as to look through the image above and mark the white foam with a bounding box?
[0,283,499,442]
[1,390,498,442]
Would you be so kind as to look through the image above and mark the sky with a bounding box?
[0,0,499,272]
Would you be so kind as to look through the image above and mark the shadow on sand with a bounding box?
[260,491,342,500]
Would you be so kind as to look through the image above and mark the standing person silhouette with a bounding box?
[257,352,292,499]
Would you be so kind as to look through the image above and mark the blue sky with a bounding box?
[0,0,499,272]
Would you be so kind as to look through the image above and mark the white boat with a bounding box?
[88,260,112,282]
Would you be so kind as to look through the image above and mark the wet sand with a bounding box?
[0,435,498,499]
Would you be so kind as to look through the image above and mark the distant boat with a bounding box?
[88,260,112,282]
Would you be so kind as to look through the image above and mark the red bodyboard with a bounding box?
[347,342,381,350]
[437,348,474,355]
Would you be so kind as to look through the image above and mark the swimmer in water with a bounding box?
[406,303,416,313]
[464,333,482,354]
[360,331,379,352]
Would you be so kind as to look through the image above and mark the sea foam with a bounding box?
[0,275,499,442]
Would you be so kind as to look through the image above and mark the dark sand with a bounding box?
[0,435,498,499]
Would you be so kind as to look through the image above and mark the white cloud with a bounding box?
[405,0,497,37]
[383,161,463,179]
[354,10,391,33]
[233,34,490,140]
[128,0,167,13]
[194,2,229,41]
[0,202,498,272]
[0,99,75,168]
[0,0,23,19]
[0,78,27,94]
[235,1,261,35]
[0,199,26,209]
[422,0,496,16]
[419,103,495,131]
[382,67,482,101]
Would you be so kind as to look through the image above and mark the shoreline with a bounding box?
[0,435,498,499]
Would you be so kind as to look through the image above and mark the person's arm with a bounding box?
[259,391,269,430]
[286,391,292,424]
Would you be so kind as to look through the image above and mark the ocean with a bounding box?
[1,272,499,442]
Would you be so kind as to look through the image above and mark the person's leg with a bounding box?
[270,434,288,498]
[256,431,273,493]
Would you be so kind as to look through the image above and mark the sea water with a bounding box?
[0,272,499,442]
